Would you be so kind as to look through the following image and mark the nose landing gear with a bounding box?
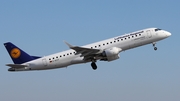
[152,42,157,50]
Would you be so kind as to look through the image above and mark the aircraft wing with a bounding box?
[64,41,101,57]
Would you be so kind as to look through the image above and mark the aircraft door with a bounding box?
[146,30,152,38]
[42,58,47,66]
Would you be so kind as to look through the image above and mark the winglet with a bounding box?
[64,41,74,48]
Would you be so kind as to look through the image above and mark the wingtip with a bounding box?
[64,41,74,48]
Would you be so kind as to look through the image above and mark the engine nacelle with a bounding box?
[102,47,122,61]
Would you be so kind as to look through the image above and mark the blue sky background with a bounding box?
[0,0,179,101]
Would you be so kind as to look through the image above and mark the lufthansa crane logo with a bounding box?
[10,48,21,58]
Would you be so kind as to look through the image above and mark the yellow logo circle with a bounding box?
[10,48,21,58]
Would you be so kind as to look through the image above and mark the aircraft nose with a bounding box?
[166,31,171,37]
[159,30,171,39]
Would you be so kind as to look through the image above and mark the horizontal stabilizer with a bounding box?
[6,64,27,68]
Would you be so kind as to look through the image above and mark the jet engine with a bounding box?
[101,47,122,61]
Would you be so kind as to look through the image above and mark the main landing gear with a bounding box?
[91,62,97,70]
[152,42,157,50]
[90,58,97,70]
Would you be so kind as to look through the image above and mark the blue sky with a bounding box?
[0,0,179,101]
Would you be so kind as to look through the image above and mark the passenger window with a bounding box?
[49,58,51,60]
[56,56,58,58]
[114,41,116,43]
[121,39,123,41]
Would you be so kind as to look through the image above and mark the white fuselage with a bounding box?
[16,28,171,71]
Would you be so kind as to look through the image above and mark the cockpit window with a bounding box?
[155,28,162,31]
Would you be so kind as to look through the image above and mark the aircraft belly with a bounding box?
[71,57,86,64]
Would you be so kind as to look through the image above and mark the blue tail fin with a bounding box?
[4,42,41,64]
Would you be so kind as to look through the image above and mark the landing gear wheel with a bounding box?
[154,47,157,50]
[91,62,97,70]
[152,42,157,51]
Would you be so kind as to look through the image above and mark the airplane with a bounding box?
[4,28,171,72]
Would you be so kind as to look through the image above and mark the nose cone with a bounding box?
[166,31,171,37]
[158,30,171,39]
